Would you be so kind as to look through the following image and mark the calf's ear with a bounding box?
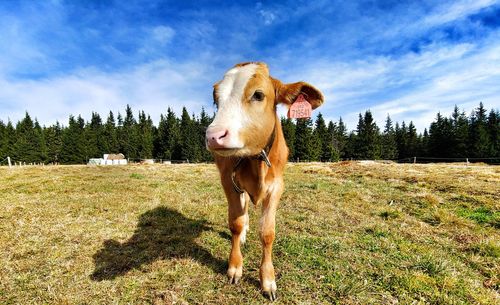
[271,77,324,109]
[212,82,220,105]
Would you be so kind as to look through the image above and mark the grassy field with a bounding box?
[0,162,499,304]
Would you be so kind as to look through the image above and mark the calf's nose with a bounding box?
[206,127,229,149]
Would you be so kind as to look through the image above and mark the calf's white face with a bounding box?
[206,63,277,157]
[206,62,325,157]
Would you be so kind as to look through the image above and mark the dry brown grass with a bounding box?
[0,162,498,304]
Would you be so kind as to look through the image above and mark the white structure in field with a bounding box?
[88,154,127,165]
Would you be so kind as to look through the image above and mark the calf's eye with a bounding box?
[252,90,265,101]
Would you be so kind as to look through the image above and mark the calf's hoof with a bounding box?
[262,290,277,301]
[262,280,277,301]
[227,266,242,284]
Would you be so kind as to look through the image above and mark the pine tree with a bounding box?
[406,121,418,157]
[13,112,34,162]
[192,112,203,161]
[136,111,154,159]
[311,113,328,161]
[451,105,469,157]
[415,133,425,157]
[353,113,365,159]
[429,113,453,157]
[4,121,15,159]
[157,107,181,160]
[294,118,313,161]
[395,122,407,158]
[0,120,6,158]
[428,115,441,157]
[179,107,200,162]
[121,105,138,159]
[381,115,398,159]
[420,128,430,156]
[468,102,490,158]
[152,124,159,159]
[334,117,348,159]
[44,122,63,164]
[34,120,47,162]
[198,107,213,162]
[345,131,357,159]
[103,111,119,153]
[326,121,340,161]
[13,112,46,163]
[116,112,124,155]
[281,117,296,160]
[85,112,105,158]
[355,111,380,159]
[156,114,168,159]
[486,109,499,157]
[60,115,87,164]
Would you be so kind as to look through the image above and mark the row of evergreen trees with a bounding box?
[281,102,499,161]
[0,103,498,165]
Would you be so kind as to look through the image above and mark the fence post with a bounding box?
[466,158,469,166]
[7,156,12,168]
[413,157,416,164]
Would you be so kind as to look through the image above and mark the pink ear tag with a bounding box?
[288,94,312,119]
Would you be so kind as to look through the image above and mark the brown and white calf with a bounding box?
[205,62,324,301]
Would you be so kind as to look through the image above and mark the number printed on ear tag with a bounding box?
[288,94,312,119]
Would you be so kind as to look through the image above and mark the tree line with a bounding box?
[281,102,498,162]
[0,102,498,165]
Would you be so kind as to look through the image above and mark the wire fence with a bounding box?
[0,157,45,167]
[126,158,195,164]
[397,157,500,165]
[289,156,500,164]
[2,156,500,166]
[116,157,500,165]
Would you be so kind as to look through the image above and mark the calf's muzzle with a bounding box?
[206,127,230,150]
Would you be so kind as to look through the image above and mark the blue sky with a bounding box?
[1,0,499,131]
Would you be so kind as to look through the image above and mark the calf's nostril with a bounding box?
[219,130,228,139]
[206,129,229,146]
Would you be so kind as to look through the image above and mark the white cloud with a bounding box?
[423,0,499,26]
[0,59,217,126]
[271,33,500,132]
[356,46,499,130]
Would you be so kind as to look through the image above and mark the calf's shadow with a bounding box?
[91,207,226,281]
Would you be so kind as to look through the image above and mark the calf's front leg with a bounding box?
[226,191,249,284]
[259,180,283,301]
